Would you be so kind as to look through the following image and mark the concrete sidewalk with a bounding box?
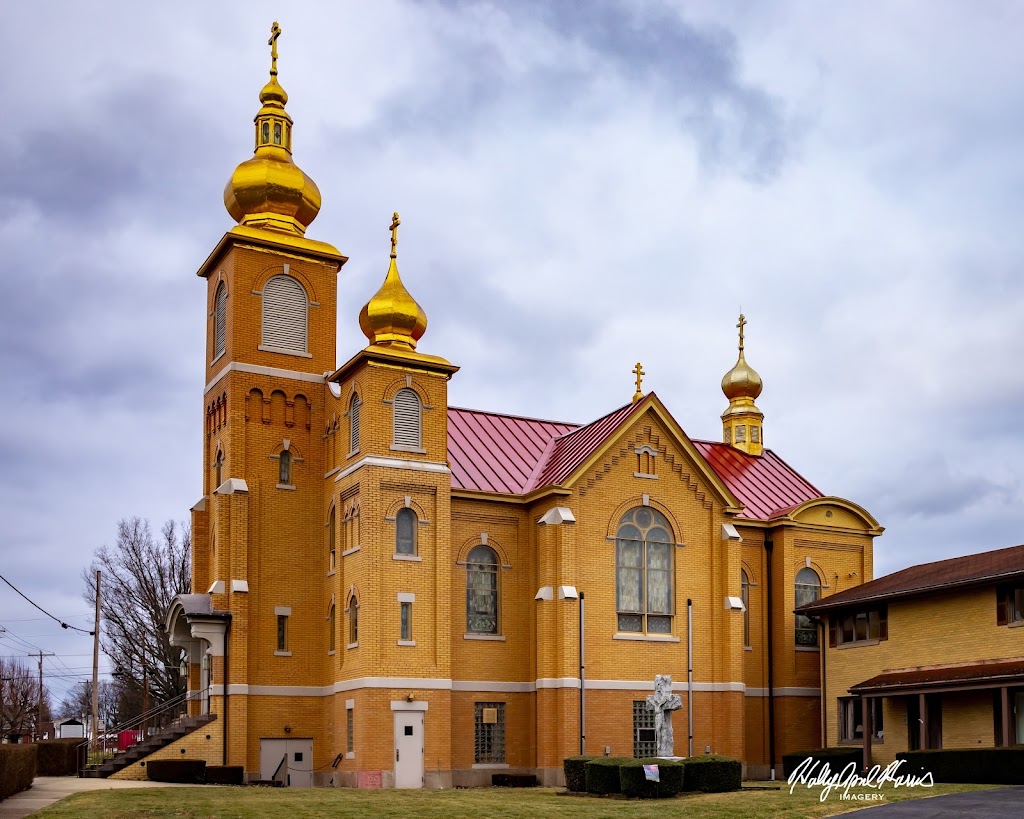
[0,776,192,819]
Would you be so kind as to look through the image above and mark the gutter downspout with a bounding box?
[223,619,230,767]
[819,618,827,748]
[687,598,693,758]
[579,592,585,756]
[765,531,776,780]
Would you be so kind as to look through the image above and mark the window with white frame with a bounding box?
[615,507,675,634]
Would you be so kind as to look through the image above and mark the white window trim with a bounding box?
[258,344,313,359]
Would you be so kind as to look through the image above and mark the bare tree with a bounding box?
[83,518,191,720]
[58,679,120,727]
[0,657,39,738]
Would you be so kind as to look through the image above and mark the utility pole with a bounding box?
[35,650,55,740]
[91,570,101,745]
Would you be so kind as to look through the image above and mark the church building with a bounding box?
[164,25,883,787]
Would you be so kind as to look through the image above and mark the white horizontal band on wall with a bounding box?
[205,361,326,395]
[744,687,821,698]
[334,455,450,483]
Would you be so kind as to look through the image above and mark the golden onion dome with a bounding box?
[223,23,321,237]
[721,314,763,401]
[359,213,428,350]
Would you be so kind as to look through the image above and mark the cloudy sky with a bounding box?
[2,1,1022,702]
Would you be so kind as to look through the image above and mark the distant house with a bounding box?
[798,544,1024,768]
[56,718,85,739]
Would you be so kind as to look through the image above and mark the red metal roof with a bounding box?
[799,543,1024,614]
[447,402,825,520]
[691,441,823,520]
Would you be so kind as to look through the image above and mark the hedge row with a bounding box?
[35,738,82,776]
[206,765,244,785]
[146,759,206,783]
[0,744,37,801]
[565,754,741,798]
[896,749,1024,785]
[782,748,862,778]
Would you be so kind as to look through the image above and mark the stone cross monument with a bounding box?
[646,674,683,757]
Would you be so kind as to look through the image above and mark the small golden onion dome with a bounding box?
[721,351,763,401]
[359,213,428,350]
[223,23,321,236]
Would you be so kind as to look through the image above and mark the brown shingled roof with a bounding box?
[850,658,1024,695]
[798,543,1024,614]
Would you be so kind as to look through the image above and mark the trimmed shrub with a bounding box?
[896,749,1024,785]
[0,744,37,800]
[683,754,742,793]
[563,755,598,792]
[491,773,537,787]
[205,765,244,785]
[584,757,631,795]
[782,747,861,779]
[146,758,207,783]
[619,758,685,798]
[35,739,83,776]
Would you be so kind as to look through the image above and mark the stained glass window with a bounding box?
[467,546,498,634]
[616,507,675,633]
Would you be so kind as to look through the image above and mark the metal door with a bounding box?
[393,711,424,788]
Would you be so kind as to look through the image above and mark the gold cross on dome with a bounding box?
[737,313,747,352]
[268,22,282,76]
[390,212,401,258]
[632,362,645,404]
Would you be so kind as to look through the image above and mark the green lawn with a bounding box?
[32,782,992,819]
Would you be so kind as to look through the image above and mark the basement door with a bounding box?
[393,711,424,788]
[259,738,313,787]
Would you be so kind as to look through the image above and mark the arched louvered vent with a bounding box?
[214,283,227,358]
[261,275,308,354]
[392,388,422,449]
[349,393,361,452]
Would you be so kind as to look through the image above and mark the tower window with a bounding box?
[328,604,336,653]
[751,426,760,443]
[349,393,361,453]
[213,283,227,359]
[273,122,282,144]
[466,546,499,634]
[396,508,417,555]
[795,567,822,646]
[735,425,747,443]
[261,274,308,355]
[279,450,292,485]
[213,449,224,491]
[400,601,412,642]
[328,506,336,571]
[262,121,270,145]
[392,388,422,450]
[347,594,359,647]
[741,570,751,649]
[615,506,675,634]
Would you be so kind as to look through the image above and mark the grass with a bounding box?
[31,781,993,819]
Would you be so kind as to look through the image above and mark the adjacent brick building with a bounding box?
[165,27,884,786]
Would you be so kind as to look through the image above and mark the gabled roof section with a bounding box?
[798,543,1024,614]
[692,441,823,521]
[448,407,576,494]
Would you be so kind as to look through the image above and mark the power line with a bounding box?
[0,573,94,635]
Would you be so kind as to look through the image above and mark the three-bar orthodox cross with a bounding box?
[268,22,282,76]
[390,212,401,258]
[737,313,747,352]
[632,362,645,404]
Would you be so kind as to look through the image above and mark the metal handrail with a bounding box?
[272,753,288,785]
[77,687,209,774]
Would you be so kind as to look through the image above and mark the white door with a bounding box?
[260,738,313,787]
[394,711,424,788]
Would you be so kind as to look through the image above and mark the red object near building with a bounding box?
[118,729,141,752]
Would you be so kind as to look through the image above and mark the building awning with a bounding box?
[850,658,1024,696]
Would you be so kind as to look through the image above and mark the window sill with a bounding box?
[258,344,313,359]
[397,640,416,647]
[345,752,355,760]
[613,633,680,643]
[472,763,509,769]
[837,639,879,650]
[324,467,340,479]
[276,483,296,491]
[274,651,292,657]
[464,634,505,641]
[342,547,361,558]
[327,569,336,577]
[796,646,821,653]
[1008,619,1024,628]
[393,554,422,562]
[633,472,658,480]
[389,444,427,454]
[347,449,359,459]
[347,642,358,650]
[210,351,226,366]
[327,650,336,656]
[744,645,753,652]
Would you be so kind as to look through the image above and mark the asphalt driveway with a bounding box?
[852,787,1024,817]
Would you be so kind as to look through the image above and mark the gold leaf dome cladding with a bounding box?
[721,314,763,401]
[224,22,321,237]
[359,213,428,350]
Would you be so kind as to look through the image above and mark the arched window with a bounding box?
[213,449,224,490]
[396,508,417,555]
[392,388,422,449]
[328,507,336,572]
[213,283,227,359]
[349,393,361,453]
[348,594,359,646]
[328,604,336,653]
[261,275,308,354]
[279,450,292,485]
[615,507,674,634]
[741,570,751,648]
[466,546,498,634]
[795,567,822,646]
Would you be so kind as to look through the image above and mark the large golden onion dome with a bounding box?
[721,314,763,401]
[224,23,321,236]
[359,213,428,350]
